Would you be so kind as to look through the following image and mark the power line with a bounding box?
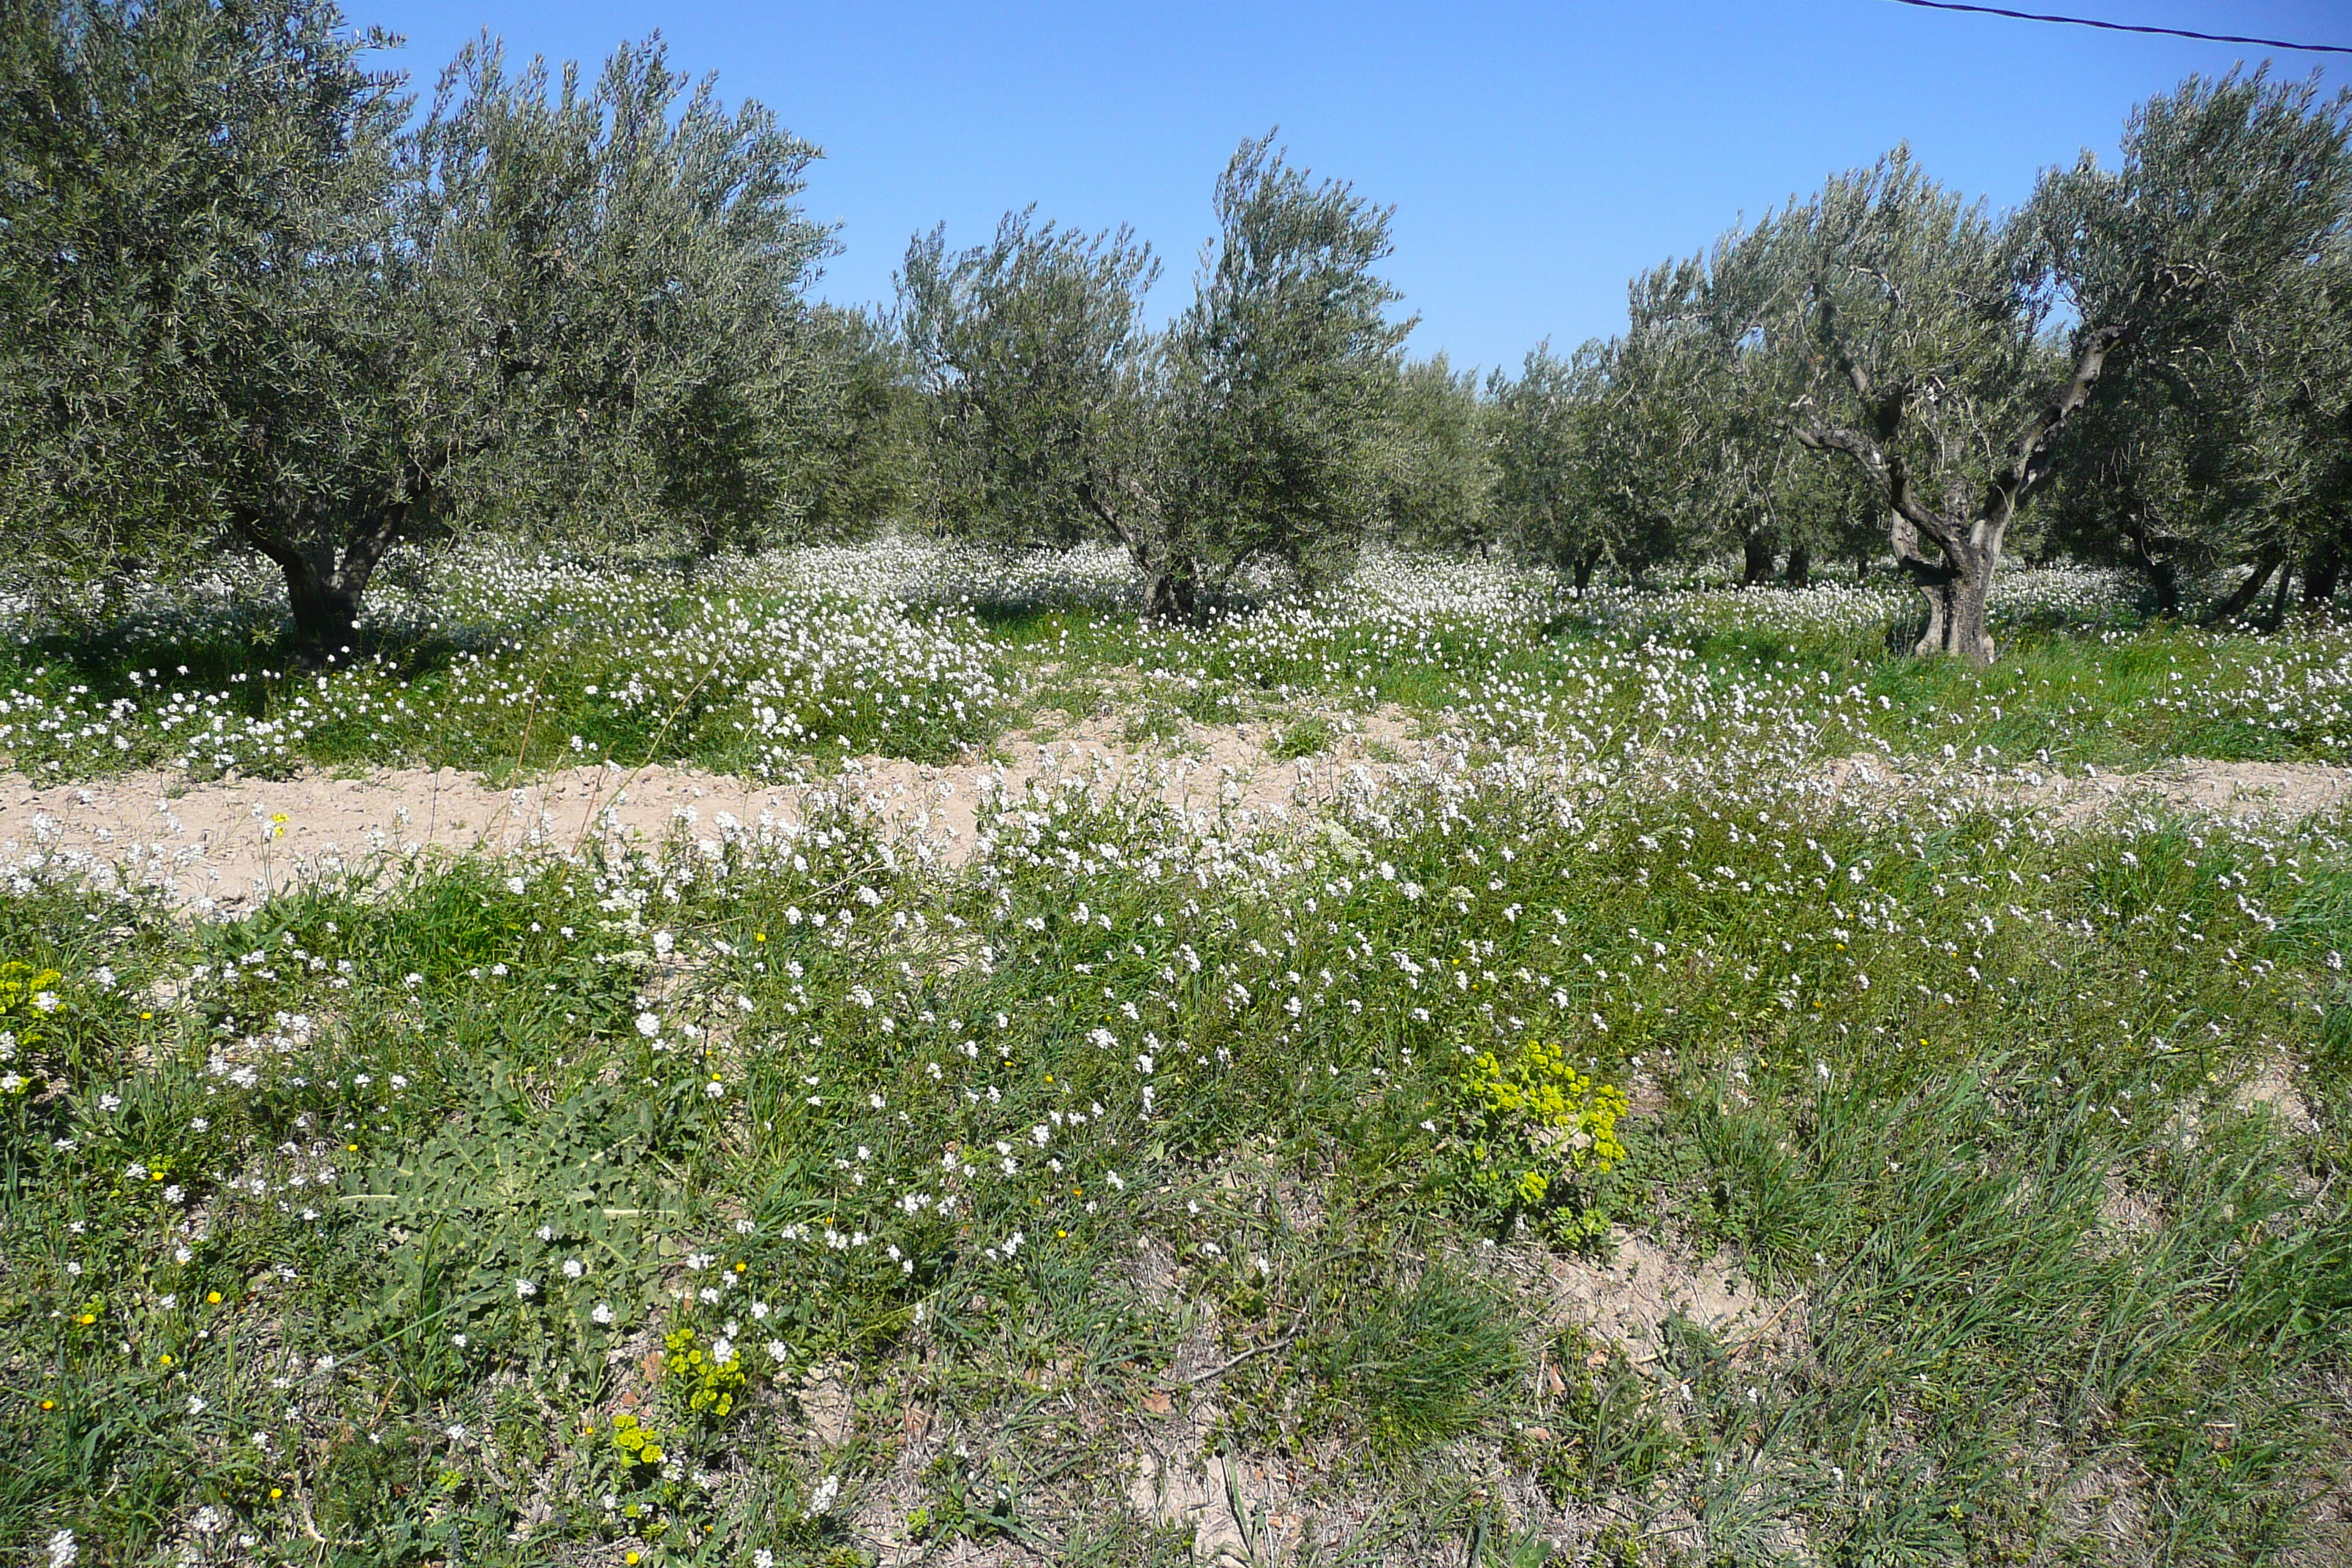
[1885,0,2352,56]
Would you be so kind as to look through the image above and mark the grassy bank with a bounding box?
[2,741,2346,1564]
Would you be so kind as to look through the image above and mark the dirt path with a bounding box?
[0,709,1428,912]
[8,724,2345,913]
[1817,753,2352,824]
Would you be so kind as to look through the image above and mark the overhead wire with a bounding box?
[1884,0,2352,56]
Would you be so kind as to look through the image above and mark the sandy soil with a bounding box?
[8,718,2346,913]
[1817,752,2352,824]
[0,709,1430,911]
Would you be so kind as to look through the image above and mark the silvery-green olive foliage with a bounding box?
[1613,262,1739,580]
[0,1,837,653]
[1691,325,1885,589]
[1772,442,1887,585]
[897,208,1165,557]
[1493,257,1864,595]
[1489,331,1703,592]
[1485,343,1602,588]
[2038,329,2261,616]
[1630,255,1819,584]
[793,304,924,544]
[1375,353,1496,554]
[2030,71,2351,378]
[901,135,1409,617]
[2028,71,2352,617]
[1704,147,2107,664]
[401,37,838,558]
[1156,133,1414,610]
[0,0,405,589]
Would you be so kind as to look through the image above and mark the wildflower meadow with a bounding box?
[1,541,2347,1566]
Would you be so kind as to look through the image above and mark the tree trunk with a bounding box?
[1893,511,1999,666]
[1782,541,1811,589]
[284,559,369,656]
[1571,548,1598,598]
[2208,551,2280,625]
[2122,514,2179,617]
[1741,532,1774,587]
[241,508,408,661]
[1143,566,1196,620]
[2261,557,2295,631]
[2304,539,2341,611]
[1081,478,1195,619]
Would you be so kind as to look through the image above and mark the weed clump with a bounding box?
[0,959,61,1096]
[1304,1261,1524,1457]
[663,1326,748,1423]
[607,1411,668,1471]
[1440,1036,1632,1245]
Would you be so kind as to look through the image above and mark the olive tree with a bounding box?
[1774,447,1885,587]
[0,1,834,654]
[1152,134,1412,611]
[1488,331,1705,593]
[901,134,1408,616]
[791,305,924,543]
[2038,342,2251,615]
[2031,72,2352,619]
[404,39,837,565]
[2277,251,2352,609]
[1374,353,1496,553]
[1487,344,1603,589]
[0,0,404,604]
[1704,148,2107,666]
[897,208,1164,559]
[1628,256,1816,585]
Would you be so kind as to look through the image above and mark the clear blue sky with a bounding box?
[358,1,2347,373]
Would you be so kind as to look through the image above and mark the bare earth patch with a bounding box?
[1817,753,2352,823]
[1512,1231,1789,1362]
[8,731,2342,912]
[0,706,1431,910]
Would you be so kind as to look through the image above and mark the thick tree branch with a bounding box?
[1809,291,1912,442]
[1795,418,1959,556]
[1075,475,1148,570]
[1983,322,2133,524]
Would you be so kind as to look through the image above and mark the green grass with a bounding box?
[1,741,2346,1563]
[12,559,2352,787]
[5,553,2352,1562]
[1267,714,1336,760]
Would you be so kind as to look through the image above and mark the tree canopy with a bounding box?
[1,0,837,652]
[8,15,2352,655]
[900,133,1408,617]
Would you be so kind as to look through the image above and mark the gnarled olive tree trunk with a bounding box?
[1569,544,1601,598]
[1142,565,1197,619]
[1891,510,2000,664]
[1082,478,1202,622]
[2304,538,2342,611]
[2122,513,2182,617]
[233,494,422,660]
[2206,549,2283,625]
